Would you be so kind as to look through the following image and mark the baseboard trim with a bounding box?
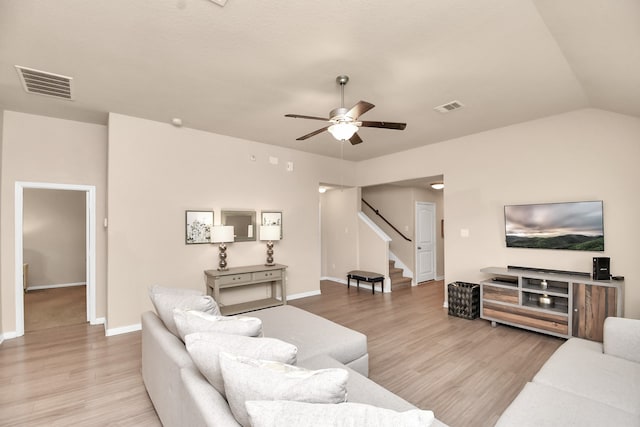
[322,276,390,293]
[287,290,321,300]
[105,323,141,337]
[91,317,106,326]
[0,331,19,342]
[26,282,86,291]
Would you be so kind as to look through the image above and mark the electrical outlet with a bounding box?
[286,161,294,172]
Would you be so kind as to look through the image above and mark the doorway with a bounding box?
[415,202,436,283]
[14,182,97,337]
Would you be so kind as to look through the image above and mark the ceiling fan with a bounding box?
[285,75,407,145]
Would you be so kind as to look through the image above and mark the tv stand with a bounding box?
[480,266,624,341]
[506,265,590,278]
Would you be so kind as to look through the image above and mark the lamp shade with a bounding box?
[260,225,281,241]
[328,123,358,141]
[212,225,234,243]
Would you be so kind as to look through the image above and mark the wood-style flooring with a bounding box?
[0,279,563,427]
[291,280,564,427]
[24,286,87,332]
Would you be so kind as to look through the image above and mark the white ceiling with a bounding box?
[1,0,638,161]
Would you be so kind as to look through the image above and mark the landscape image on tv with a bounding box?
[505,201,604,251]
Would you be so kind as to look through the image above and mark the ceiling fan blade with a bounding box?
[346,101,375,119]
[285,114,329,121]
[360,120,407,130]
[349,132,363,145]
[296,126,329,141]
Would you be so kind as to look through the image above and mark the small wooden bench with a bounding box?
[347,270,385,294]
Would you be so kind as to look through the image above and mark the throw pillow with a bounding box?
[246,401,436,427]
[148,285,220,337]
[219,353,348,427]
[185,332,297,396]
[173,309,262,342]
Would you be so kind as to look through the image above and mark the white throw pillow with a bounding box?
[219,353,348,427]
[246,401,435,427]
[185,332,297,396]
[148,285,220,337]
[173,309,262,342]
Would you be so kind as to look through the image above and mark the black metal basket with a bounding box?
[447,282,480,320]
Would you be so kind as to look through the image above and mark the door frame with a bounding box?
[415,201,436,283]
[14,181,97,337]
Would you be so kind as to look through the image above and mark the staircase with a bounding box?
[389,260,412,290]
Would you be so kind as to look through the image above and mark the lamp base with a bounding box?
[265,241,275,266]
[218,243,228,271]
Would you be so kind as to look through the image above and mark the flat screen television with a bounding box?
[504,201,604,251]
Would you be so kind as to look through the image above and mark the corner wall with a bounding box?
[107,113,354,331]
[356,109,640,318]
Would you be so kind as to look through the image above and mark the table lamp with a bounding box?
[259,225,281,266]
[212,225,234,271]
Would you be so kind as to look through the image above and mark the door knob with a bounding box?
[418,247,422,250]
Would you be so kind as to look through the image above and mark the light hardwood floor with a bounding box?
[0,280,563,426]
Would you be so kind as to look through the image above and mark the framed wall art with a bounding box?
[261,211,283,239]
[185,210,214,244]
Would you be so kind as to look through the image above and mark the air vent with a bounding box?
[434,100,464,113]
[15,65,73,100]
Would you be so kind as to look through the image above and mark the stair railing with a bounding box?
[361,199,412,242]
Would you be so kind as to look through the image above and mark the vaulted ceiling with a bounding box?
[1,0,638,161]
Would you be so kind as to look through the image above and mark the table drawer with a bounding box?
[483,301,568,335]
[253,270,281,281]
[218,273,251,285]
[483,285,518,304]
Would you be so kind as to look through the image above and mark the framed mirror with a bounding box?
[221,210,256,242]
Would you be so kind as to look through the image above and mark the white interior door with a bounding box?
[415,202,436,283]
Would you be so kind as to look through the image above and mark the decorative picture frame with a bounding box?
[261,211,283,239]
[185,210,214,244]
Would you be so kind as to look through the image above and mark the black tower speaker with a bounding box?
[592,257,610,280]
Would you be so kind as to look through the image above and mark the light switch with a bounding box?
[269,156,279,165]
[286,161,294,172]
[460,228,470,238]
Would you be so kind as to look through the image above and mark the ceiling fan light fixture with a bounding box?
[328,122,358,141]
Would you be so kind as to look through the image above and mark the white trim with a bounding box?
[436,275,444,281]
[321,276,347,285]
[324,275,391,293]
[388,251,414,285]
[92,317,106,326]
[15,181,98,338]
[1,331,19,342]
[287,290,321,300]
[106,323,141,336]
[26,282,86,291]
[357,212,392,241]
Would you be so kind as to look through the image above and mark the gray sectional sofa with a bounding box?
[496,317,640,426]
[142,304,448,426]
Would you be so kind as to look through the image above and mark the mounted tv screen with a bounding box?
[504,201,604,251]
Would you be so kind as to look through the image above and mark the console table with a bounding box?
[204,264,287,316]
[480,266,624,341]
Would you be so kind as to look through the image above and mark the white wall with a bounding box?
[106,113,355,330]
[356,109,640,318]
[0,111,108,334]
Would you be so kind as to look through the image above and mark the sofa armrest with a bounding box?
[603,317,640,363]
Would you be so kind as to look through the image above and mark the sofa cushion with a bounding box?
[245,401,435,427]
[174,309,262,341]
[299,354,416,412]
[533,338,640,415]
[251,305,368,375]
[496,382,640,427]
[149,285,220,336]
[185,332,297,396]
[219,353,348,427]
[603,317,640,364]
